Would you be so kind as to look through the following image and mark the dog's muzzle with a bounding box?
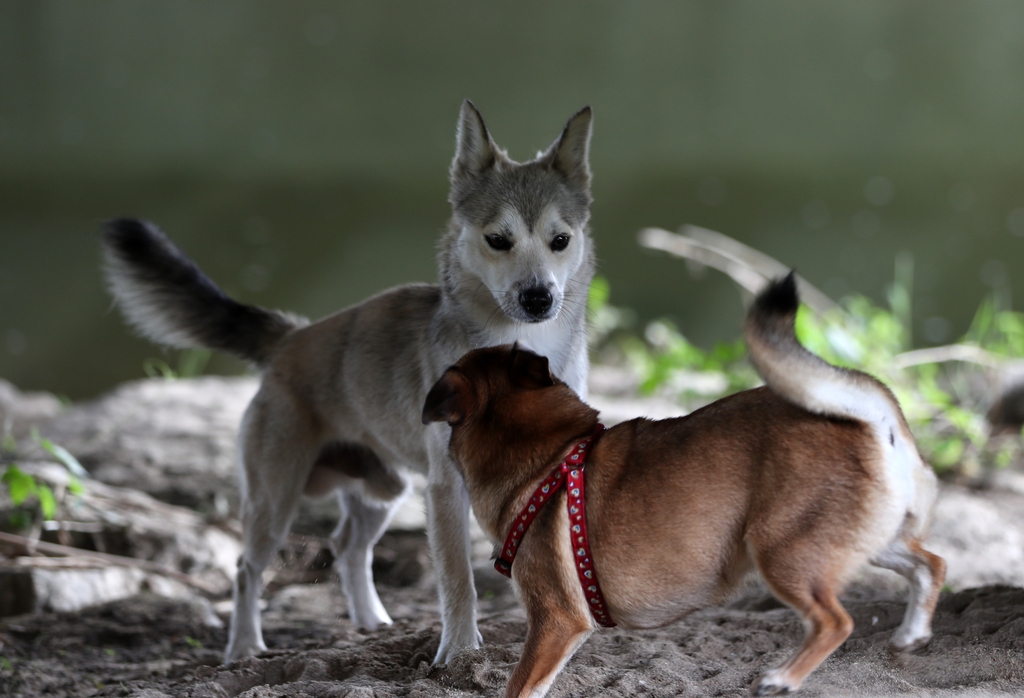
[519,286,553,320]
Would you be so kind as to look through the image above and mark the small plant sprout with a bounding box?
[2,464,57,520]
[142,348,212,381]
[587,275,635,348]
[142,357,177,380]
[32,427,89,479]
[2,432,88,530]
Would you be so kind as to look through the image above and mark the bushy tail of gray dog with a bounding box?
[102,218,308,366]
[744,271,903,430]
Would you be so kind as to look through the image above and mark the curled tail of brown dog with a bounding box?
[744,271,907,432]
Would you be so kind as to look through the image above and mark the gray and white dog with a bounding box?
[101,101,596,664]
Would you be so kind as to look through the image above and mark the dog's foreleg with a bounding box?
[426,427,482,664]
[871,536,946,651]
[331,488,406,629]
[505,617,591,698]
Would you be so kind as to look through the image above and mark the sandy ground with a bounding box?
[4,375,1024,696]
[3,518,1024,698]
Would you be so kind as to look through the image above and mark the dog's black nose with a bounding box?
[519,287,553,318]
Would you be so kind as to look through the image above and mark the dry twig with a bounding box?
[638,225,839,315]
[0,529,222,596]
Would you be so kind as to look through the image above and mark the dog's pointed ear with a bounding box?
[450,100,501,187]
[510,344,555,390]
[422,367,474,426]
[540,105,592,193]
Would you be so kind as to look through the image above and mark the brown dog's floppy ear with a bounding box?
[510,344,555,390]
[422,368,473,425]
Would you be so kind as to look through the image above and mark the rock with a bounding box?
[43,376,258,512]
[0,378,63,439]
[0,462,242,595]
[35,376,442,537]
[929,485,1024,589]
[0,557,147,614]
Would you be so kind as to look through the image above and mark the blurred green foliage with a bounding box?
[2,464,58,526]
[592,264,1024,475]
[1,431,85,530]
[142,348,212,381]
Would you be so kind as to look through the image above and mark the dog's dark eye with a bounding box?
[485,234,513,251]
[550,234,570,252]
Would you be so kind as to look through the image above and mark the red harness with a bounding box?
[493,424,615,628]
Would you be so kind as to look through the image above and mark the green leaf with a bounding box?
[7,510,32,530]
[966,295,996,345]
[794,305,830,359]
[710,339,745,364]
[914,366,952,408]
[929,438,965,469]
[31,428,89,478]
[143,357,177,380]
[177,349,212,379]
[36,483,57,520]
[67,476,85,496]
[587,275,610,314]
[2,465,36,505]
[994,442,1018,469]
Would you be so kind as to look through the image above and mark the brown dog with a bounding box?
[422,274,946,697]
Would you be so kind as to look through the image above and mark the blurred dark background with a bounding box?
[2,1,1024,399]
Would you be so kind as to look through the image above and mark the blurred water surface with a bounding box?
[3,2,1024,398]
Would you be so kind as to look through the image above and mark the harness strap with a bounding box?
[493,425,615,628]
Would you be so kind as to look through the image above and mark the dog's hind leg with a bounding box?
[870,535,946,651]
[225,398,319,663]
[752,563,854,695]
[331,481,408,630]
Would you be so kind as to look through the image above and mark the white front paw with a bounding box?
[751,668,795,696]
[223,638,267,664]
[433,625,483,665]
[889,628,932,653]
[351,605,393,631]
